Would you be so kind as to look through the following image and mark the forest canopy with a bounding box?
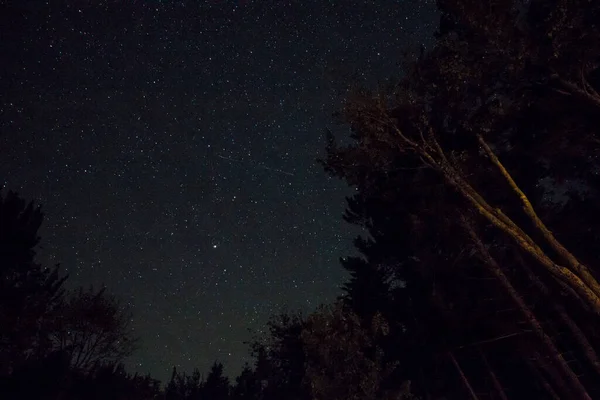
[2,0,600,399]
[320,0,600,398]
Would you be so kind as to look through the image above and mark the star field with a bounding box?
[0,0,438,382]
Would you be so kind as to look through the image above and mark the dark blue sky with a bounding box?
[0,0,438,382]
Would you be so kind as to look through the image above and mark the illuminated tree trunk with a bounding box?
[464,221,592,399]
[377,112,600,314]
[477,135,600,301]
[516,252,600,377]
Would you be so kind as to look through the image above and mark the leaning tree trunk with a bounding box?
[477,346,508,400]
[526,357,562,400]
[463,220,592,399]
[476,135,600,301]
[372,106,600,314]
[449,352,480,400]
[515,251,600,378]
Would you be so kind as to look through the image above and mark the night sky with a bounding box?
[0,0,438,382]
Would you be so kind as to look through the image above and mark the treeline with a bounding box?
[3,0,600,398]
[0,190,412,399]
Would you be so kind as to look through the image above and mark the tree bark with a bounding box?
[477,135,600,300]
[516,252,600,377]
[463,221,592,399]
[378,110,600,314]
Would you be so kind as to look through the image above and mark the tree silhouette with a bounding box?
[301,301,415,400]
[48,285,138,373]
[248,312,309,400]
[71,362,161,400]
[321,0,600,397]
[3,0,600,398]
[165,366,203,400]
[202,362,230,400]
[0,191,147,399]
[0,190,67,376]
[231,363,261,400]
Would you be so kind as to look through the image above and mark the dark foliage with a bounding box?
[48,285,138,373]
[320,0,600,398]
[0,191,146,399]
[3,1,600,399]
[0,190,67,375]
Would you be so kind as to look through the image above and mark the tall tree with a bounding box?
[0,190,66,376]
[249,312,309,400]
[321,0,600,397]
[165,366,202,400]
[202,362,230,400]
[301,301,415,400]
[232,363,261,400]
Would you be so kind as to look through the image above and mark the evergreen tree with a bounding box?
[0,191,152,399]
[232,363,261,399]
[0,190,67,376]
[321,0,600,397]
[249,312,309,400]
[202,362,230,400]
[165,366,182,400]
[165,366,203,400]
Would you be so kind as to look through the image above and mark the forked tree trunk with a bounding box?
[381,113,600,314]
[477,136,600,300]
